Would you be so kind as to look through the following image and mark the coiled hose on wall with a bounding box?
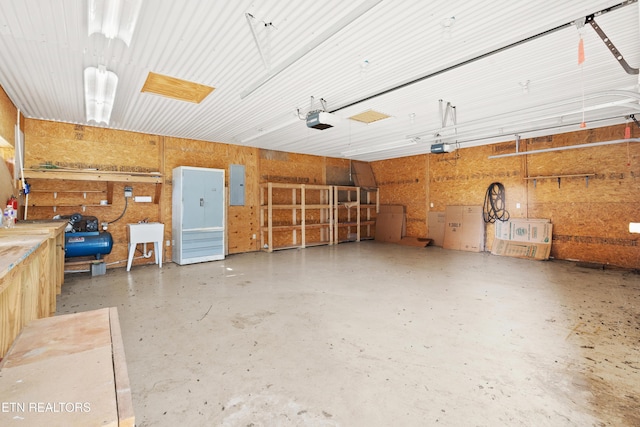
[483,182,510,223]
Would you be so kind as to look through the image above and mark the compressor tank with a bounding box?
[65,231,113,259]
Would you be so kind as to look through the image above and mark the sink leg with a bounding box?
[155,241,162,268]
[126,243,136,272]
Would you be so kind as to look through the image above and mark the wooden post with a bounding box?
[301,185,306,248]
[356,187,361,242]
[267,183,273,253]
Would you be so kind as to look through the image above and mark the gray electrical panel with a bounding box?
[229,164,245,206]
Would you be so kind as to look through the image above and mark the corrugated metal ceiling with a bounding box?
[0,0,637,161]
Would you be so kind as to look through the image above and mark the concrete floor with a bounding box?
[57,242,640,426]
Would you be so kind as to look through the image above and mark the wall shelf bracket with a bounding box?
[525,173,595,189]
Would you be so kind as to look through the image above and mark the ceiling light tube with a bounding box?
[240,0,383,99]
[239,116,302,143]
[84,65,118,125]
[245,13,270,70]
[88,0,143,46]
[341,139,416,157]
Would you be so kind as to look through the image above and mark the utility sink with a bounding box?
[127,222,165,272]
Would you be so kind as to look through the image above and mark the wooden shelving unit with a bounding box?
[333,186,360,243]
[260,183,333,252]
[22,169,163,213]
[331,186,379,242]
[260,183,379,252]
[360,187,379,240]
[29,189,111,211]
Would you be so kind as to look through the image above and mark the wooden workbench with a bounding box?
[0,220,66,357]
[0,307,135,426]
[4,220,66,295]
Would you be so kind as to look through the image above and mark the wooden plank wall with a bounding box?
[0,85,17,150]
[23,120,354,266]
[371,124,640,269]
[258,150,351,248]
[429,142,525,250]
[0,85,21,188]
[162,136,260,255]
[370,154,428,238]
[22,116,640,269]
[24,120,163,269]
[523,125,640,268]
[23,119,261,268]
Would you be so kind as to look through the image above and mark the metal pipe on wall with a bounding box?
[487,138,640,159]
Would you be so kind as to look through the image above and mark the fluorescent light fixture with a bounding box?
[341,139,416,157]
[240,0,383,99]
[88,0,143,46]
[240,115,301,143]
[84,65,118,125]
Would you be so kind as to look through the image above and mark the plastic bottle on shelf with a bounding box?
[3,205,14,228]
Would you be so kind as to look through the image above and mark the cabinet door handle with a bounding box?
[200,198,204,207]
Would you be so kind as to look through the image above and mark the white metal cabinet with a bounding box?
[172,166,225,265]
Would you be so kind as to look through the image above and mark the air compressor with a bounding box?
[62,213,113,259]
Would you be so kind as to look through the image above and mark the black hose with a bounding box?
[483,182,510,223]
[107,197,128,224]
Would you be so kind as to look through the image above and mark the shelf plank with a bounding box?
[30,190,106,193]
[24,170,161,205]
[259,183,332,190]
[259,204,331,209]
[270,224,302,231]
[264,241,330,251]
[268,223,331,231]
[261,204,301,209]
[524,173,595,180]
[29,204,111,208]
[24,169,163,184]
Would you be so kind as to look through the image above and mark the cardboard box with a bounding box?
[428,211,446,247]
[494,220,511,241]
[511,219,552,243]
[492,218,552,260]
[375,205,405,243]
[459,206,485,252]
[351,160,377,188]
[397,236,432,247]
[495,218,552,243]
[443,206,485,252]
[491,239,552,260]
